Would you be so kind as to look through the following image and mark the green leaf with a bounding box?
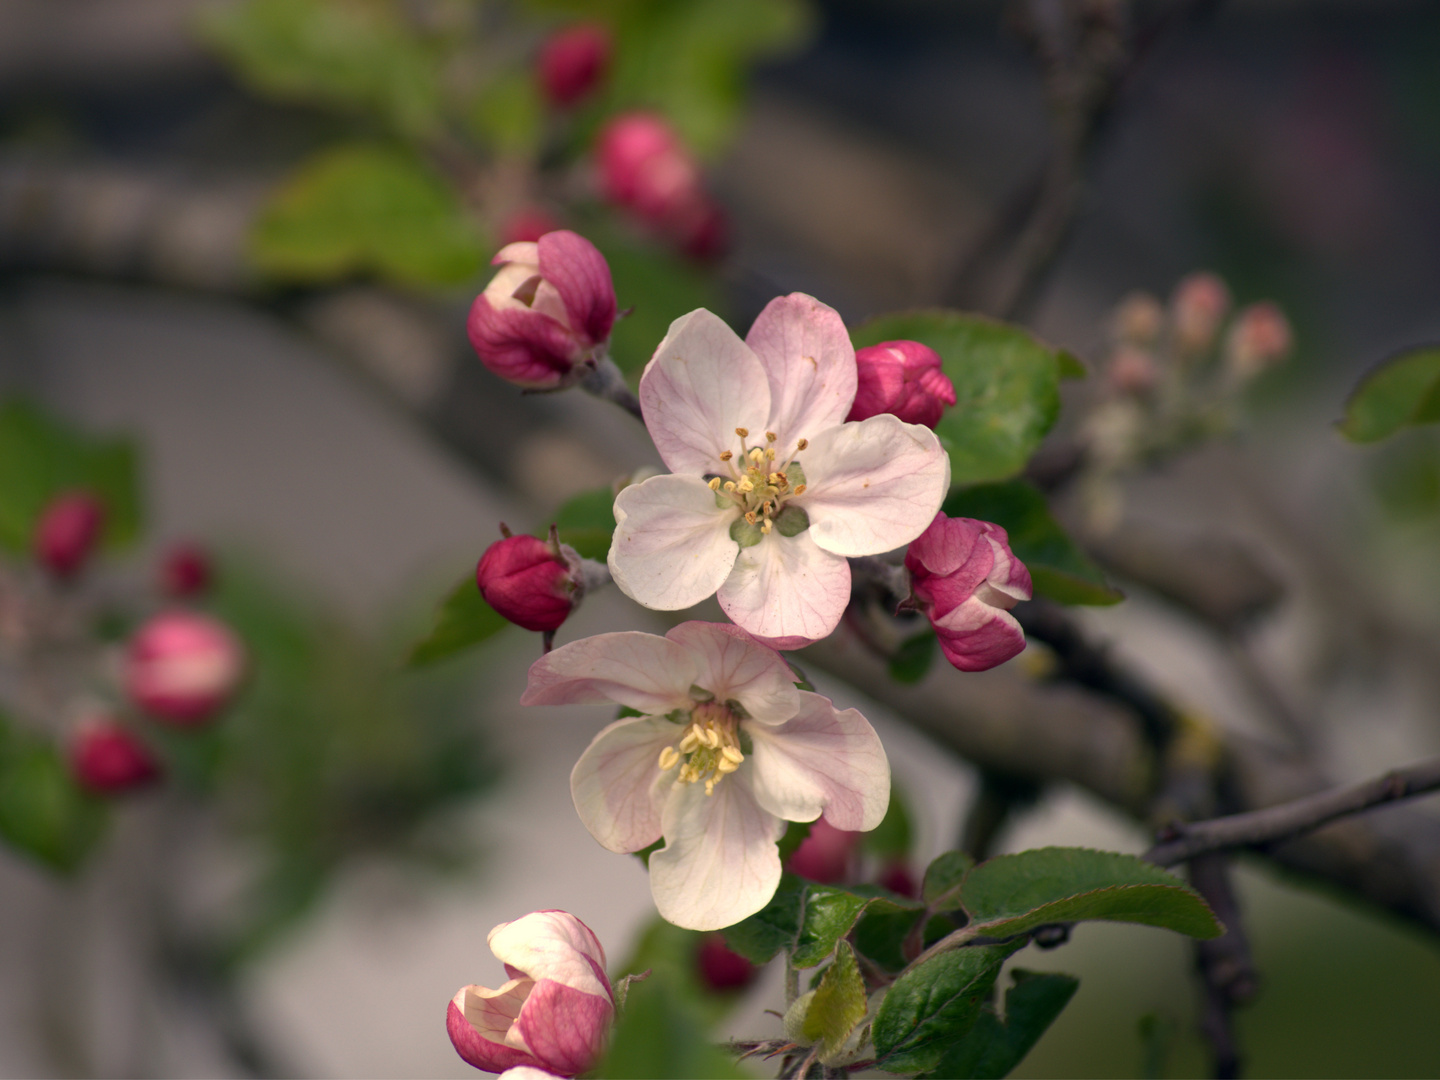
[792,885,872,968]
[922,850,976,910]
[0,722,107,874]
[467,70,545,155]
[860,783,914,860]
[889,631,937,684]
[959,847,1221,941]
[722,873,805,964]
[251,144,485,288]
[551,487,617,560]
[852,312,1067,486]
[0,400,143,554]
[723,875,917,968]
[407,575,508,667]
[1057,350,1088,379]
[777,818,812,862]
[803,941,869,1060]
[595,971,750,1079]
[1339,345,1440,443]
[943,481,1122,606]
[872,942,1020,1073]
[924,969,1079,1079]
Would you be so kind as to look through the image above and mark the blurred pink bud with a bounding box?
[905,514,1032,672]
[448,910,614,1077]
[785,817,861,884]
[1111,292,1164,347]
[501,207,562,246]
[696,933,759,992]
[877,859,918,899]
[468,231,617,390]
[848,341,957,429]
[1171,272,1231,354]
[1225,301,1293,379]
[126,610,245,726]
[34,491,105,580]
[476,529,584,634]
[1106,346,1158,395]
[69,718,161,795]
[537,23,611,108]
[159,542,212,599]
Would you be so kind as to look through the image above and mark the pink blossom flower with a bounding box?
[522,621,890,930]
[477,528,584,634]
[1171,272,1231,355]
[608,294,950,648]
[468,231,617,390]
[1225,301,1293,379]
[848,340,957,429]
[905,513,1032,672]
[34,490,105,580]
[69,718,161,794]
[125,610,245,725]
[447,910,613,1077]
[536,23,610,108]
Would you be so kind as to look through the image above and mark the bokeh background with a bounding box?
[2,0,1440,1077]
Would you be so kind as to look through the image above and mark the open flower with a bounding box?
[608,295,950,648]
[522,621,890,930]
[447,910,614,1077]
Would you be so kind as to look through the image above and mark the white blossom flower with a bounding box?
[522,622,890,930]
[608,294,951,648]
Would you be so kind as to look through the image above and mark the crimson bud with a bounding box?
[69,718,161,795]
[34,490,105,580]
[848,341,957,429]
[159,542,212,599]
[126,610,245,726]
[537,23,611,108]
[696,934,759,992]
[476,527,584,634]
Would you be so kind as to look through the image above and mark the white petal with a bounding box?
[498,1068,566,1080]
[521,631,697,714]
[665,621,800,724]
[649,771,786,930]
[489,912,611,999]
[638,309,771,475]
[570,715,678,853]
[746,294,857,446]
[609,474,739,611]
[494,241,540,266]
[746,691,890,831]
[483,260,542,312]
[457,979,533,1048]
[798,414,951,557]
[716,533,850,644]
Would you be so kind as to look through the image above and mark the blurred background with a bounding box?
[2,0,1440,1076]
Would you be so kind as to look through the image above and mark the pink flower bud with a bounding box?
[125,610,245,726]
[34,491,105,580]
[159,542,212,599]
[1225,301,1293,380]
[501,206,562,246]
[877,859,918,899]
[468,231,617,390]
[1171,272,1231,355]
[1111,292,1164,347]
[448,910,614,1077]
[905,513,1032,672]
[537,23,611,108]
[476,530,584,634]
[696,934,759,992]
[69,718,161,795]
[1106,346,1158,395]
[785,817,861,884]
[848,341,957,429]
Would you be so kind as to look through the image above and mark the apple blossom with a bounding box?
[34,490,105,580]
[1225,301,1293,380]
[477,526,585,635]
[468,231,617,390]
[447,910,613,1077]
[848,340,957,429]
[1171,272,1230,355]
[905,513,1032,672]
[608,294,950,647]
[522,621,890,930]
[125,610,245,725]
[536,23,611,108]
[69,718,161,794]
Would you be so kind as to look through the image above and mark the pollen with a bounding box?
[719,450,733,462]
[708,477,722,491]
[794,483,807,495]
[797,438,808,451]
[657,746,680,770]
[735,427,749,438]
[766,431,777,442]
[669,700,746,795]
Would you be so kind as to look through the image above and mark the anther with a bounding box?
[797,438,808,451]
[745,511,758,524]
[761,519,773,534]
[794,484,807,495]
[723,481,736,493]
[708,477,722,491]
[766,431,777,442]
[719,450,733,462]
[721,745,744,764]
[657,746,680,770]
[735,427,749,438]
[765,447,776,461]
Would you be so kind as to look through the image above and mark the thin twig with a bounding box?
[1188,853,1255,1080]
[579,356,643,423]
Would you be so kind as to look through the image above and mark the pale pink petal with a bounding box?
[716,533,850,644]
[609,474,739,611]
[493,241,540,267]
[449,982,539,1073]
[932,598,1027,672]
[980,531,1033,606]
[570,715,678,853]
[521,631,696,714]
[517,980,613,1076]
[638,309,770,475]
[798,414,950,557]
[649,772,786,930]
[746,691,889,831]
[498,1068,566,1080]
[745,294,857,445]
[664,621,800,723]
[488,911,612,998]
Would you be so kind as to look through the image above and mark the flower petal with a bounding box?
[467,293,582,389]
[449,982,539,1073]
[638,309,770,475]
[517,980,614,1076]
[981,528,1033,606]
[746,691,889,831]
[609,474,738,611]
[716,533,850,644]
[664,621,800,724]
[498,1068,566,1080]
[538,230,616,345]
[798,414,950,557]
[521,631,696,714]
[932,599,1027,672]
[489,911,612,998]
[649,772,786,930]
[746,294,857,444]
[570,715,678,853]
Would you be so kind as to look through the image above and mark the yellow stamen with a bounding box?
[761,519,773,534]
[735,427,749,438]
[794,484,806,495]
[719,450,733,462]
[708,477,722,491]
[766,431,777,442]
[736,478,754,493]
[658,746,680,770]
[721,745,744,764]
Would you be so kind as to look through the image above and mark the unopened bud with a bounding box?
[1111,292,1164,347]
[69,717,161,794]
[877,859,918,899]
[476,529,584,633]
[1171,272,1231,355]
[785,817,861,884]
[1106,345,1158,395]
[848,341,957,429]
[159,542,212,599]
[34,491,105,580]
[126,610,245,726]
[537,23,611,108]
[1225,301,1293,380]
[695,933,759,992]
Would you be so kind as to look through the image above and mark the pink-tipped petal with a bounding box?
[449,983,538,1073]
[498,1068,565,1080]
[538,230,616,345]
[489,911,612,1001]
[905,514,997,618]
[639,309,771,475]
[979,529,1032,606]
[664,621,800,724]
[521,631,697,714]
[932,599,1027,672]
[746,294,857,445]
[746,691,890,831]
[516,980,613,1076]
[798,414,950,558]
[609,474,738,611]
[570,715,677,853]
[716,533,850,645]
[468,293,585,389]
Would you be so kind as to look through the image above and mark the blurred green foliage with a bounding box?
[408,573,509,668]
[1340,345,1440,443]
[596,967,753,1078]
[0,713,108,874]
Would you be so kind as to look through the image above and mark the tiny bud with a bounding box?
[537,23,611,109]
[1111,291,1164,346]
[34,490,105,580]
[159,542,212,599]
[1225,301,1293,380]
[696,933,759,992]
[69,718,161,795]
[848,341,958,429]
[1106,346,1158,395]
[1171,272,1231,355]
[877,859,918,899]
[126,610,246,726]
[785,817,861,884]
[476,533,584,633]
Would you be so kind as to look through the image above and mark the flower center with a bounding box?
[657,700,745,796]
[707,428,811,547]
